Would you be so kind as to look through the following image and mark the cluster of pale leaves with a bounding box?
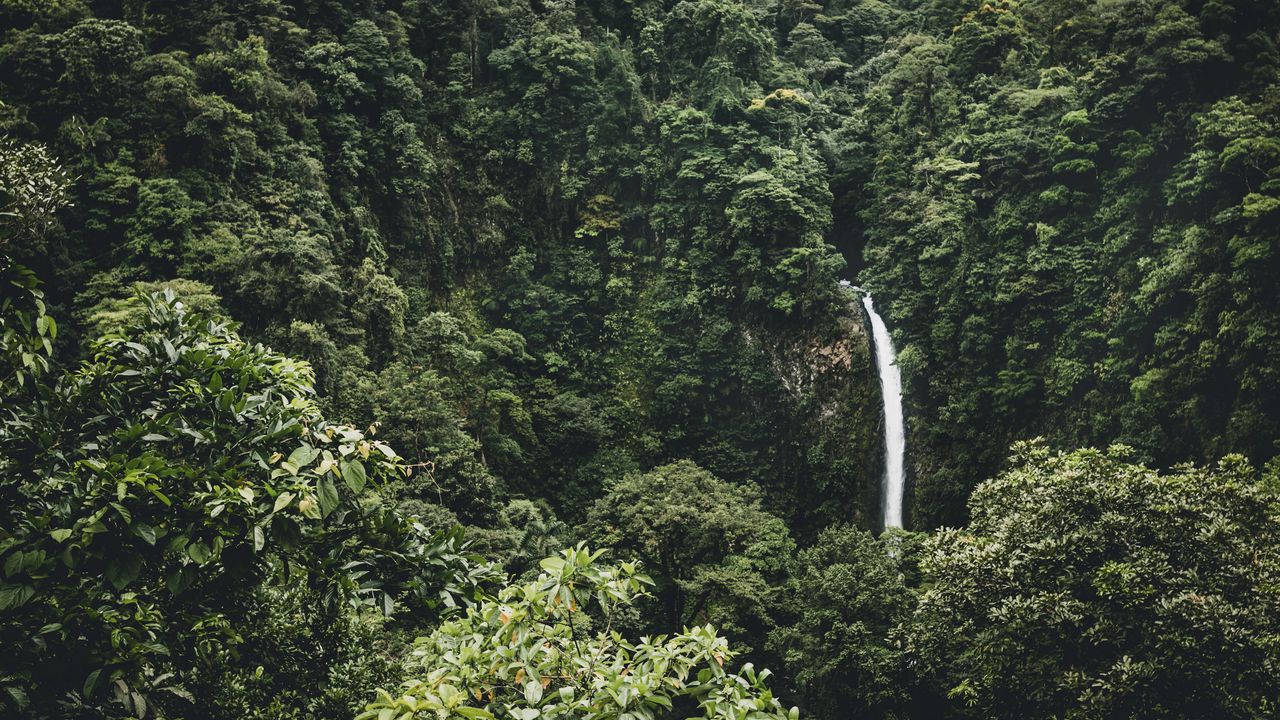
[359,545,798,720]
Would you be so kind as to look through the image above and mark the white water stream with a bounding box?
[842,281,906,528]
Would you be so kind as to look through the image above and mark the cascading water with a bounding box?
[843,281,906,529]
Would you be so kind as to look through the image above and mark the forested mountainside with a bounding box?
[2,0,884,533]
[5,0,1278,529]
[3,0,1280,719]
[847,0,1280,524]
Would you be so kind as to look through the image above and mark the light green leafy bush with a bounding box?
[361,546,799,720]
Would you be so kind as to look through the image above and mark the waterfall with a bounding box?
[844,281,906,529]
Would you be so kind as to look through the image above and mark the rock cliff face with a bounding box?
[744,300,883,536]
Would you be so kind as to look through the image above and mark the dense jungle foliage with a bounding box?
[2,0,1279,718]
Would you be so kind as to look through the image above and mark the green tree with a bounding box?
[768,526,918,720]
[0,290,494,718]
[911,441,1280,718]
[466,498,569,579]
[0,138,70,403]
[585,460,794,649]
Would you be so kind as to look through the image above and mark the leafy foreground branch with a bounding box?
[362,545,798,720]
[0,285,497,718]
